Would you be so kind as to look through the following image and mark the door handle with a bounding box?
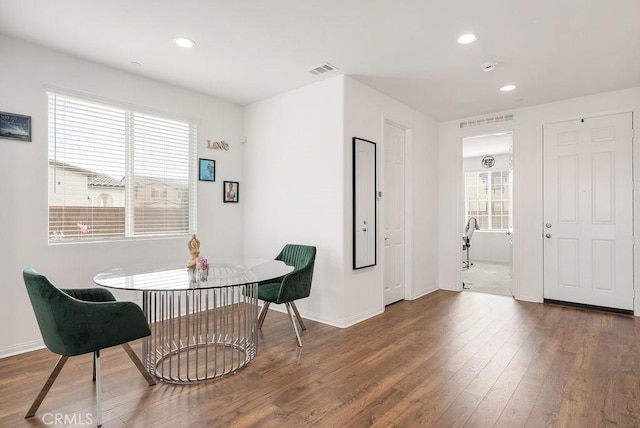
[362,228,367,232]
[545,233,552,238]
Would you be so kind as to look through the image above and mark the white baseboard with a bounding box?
[341,307,384,328]
[261,303,383,329]
[411,287,439,300]
[0,339,45,360]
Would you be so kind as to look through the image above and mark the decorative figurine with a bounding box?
[187,234,200,268]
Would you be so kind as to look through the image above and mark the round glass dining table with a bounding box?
[94,259,293,384]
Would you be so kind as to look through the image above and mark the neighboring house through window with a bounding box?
[98,193,113,207]
[48,92,197,242]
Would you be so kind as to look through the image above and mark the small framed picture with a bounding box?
[223,181,239,203]
[199,158,215,182]
[0,111,31,142]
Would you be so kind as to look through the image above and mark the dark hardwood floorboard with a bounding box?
[2,290,640,427]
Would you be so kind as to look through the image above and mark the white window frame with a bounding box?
[48,91,198,243]
[464,169,511,231]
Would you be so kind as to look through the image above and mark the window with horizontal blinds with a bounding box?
[48,93,197,243]
[464,169,511,231]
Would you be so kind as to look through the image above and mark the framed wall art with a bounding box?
[199,158,216,182]
[0,111,31,142]
[223,181,239,203]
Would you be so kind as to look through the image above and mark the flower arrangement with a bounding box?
[196,257,209,281]
[196,258,209,270]
[77,223,89,238]
[50,231,65,241]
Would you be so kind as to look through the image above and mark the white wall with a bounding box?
[0,36,244,357]
[439,87,640,312]
[466,232,511,264]
[462,153,510,172]
[243,76,347,326]
[243,76,440,328]
[343,77,440,324]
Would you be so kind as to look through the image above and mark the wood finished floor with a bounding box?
[1,290,639,427]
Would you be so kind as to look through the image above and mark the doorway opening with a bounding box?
[461,132,513,297]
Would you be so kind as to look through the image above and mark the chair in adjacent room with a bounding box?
[257,244,316,347]
[462,216,479,269]
[22,268,156,427]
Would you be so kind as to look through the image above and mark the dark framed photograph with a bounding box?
[199,158,215,182]
[223,181,239,203]
[0,111,31,142]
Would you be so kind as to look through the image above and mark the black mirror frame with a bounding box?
[352,137,377,270]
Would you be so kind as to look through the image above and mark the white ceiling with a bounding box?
[1,0,639,121]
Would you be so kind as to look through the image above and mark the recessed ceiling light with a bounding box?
[500,84,517,92]
[457,33,478,44]
[174,38,196,48]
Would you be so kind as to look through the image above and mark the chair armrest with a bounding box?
[61,287,116,302]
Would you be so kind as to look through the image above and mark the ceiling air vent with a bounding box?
[460,113,514,129]
[307,63,337,76]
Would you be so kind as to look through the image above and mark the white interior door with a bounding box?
[543,113,633,310]
[383,122,405,305]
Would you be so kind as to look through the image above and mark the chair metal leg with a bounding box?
[92,352,96,381]
[289,301,307,330]
[257,302,270,329]
[285,303,302,347]
[25,355,69,418]
[95,350,102,427]
[120,343,156,386]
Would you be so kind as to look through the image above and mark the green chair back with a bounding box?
[272,244,316,304]
[23,268,150,357]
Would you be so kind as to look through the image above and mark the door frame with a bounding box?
[456,124,520,299]
[382,114,413,302]
[633,108,640,316]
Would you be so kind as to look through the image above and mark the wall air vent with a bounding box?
[307,63,338,76]
[460,113,514,129]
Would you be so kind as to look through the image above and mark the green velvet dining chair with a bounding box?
[257,244,316,347]
[22,268,156,427]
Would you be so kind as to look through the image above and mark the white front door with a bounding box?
[543,113,633,310]
[383,121,406,305]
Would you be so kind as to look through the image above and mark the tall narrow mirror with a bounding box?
[353,137,376,269]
